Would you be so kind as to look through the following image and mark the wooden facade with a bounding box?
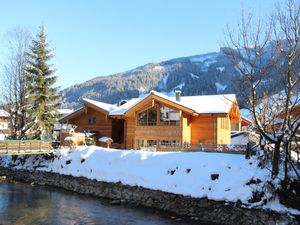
[60,92,241,150]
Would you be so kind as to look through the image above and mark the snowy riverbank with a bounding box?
[0,146,299,216]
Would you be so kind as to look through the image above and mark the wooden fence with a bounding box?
[156,143,247,154]
[0,140,53,156]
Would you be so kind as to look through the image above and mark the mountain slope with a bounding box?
[61,49,246,109]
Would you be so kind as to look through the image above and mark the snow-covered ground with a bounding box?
[0,146,299,215]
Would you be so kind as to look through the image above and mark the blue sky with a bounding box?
[0,0,274,89]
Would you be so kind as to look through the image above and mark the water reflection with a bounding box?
[0,182,200,225]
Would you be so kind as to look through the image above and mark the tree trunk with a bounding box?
[272,142,281,177]
[283,142,289,190]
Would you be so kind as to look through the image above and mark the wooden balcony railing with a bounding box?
[157,143,247,154]
[137,121,180,126]
[0,140,53,156]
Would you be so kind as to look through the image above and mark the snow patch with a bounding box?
[216,67,225,72]
[189,73,199,79]
[189,55,217,71]
[158,73,170,89]
[0,110,9,118]
[215,82,227,92]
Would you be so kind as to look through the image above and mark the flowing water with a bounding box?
[0,182,202,225]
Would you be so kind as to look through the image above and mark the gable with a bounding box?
[59,105,108,123]
[124,93,198,117]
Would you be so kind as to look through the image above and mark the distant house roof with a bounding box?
[0,109,9,118]
[57,109,74,115]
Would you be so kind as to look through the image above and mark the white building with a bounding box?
[0,109,10,140]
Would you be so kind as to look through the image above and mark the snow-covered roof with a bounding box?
[180,94,236,114]
[61,91,238,120]
[58,109,74,115]
[0,109,10,118]
[241,116,252,124]
[109,90,237,115]
[83,98,117,112]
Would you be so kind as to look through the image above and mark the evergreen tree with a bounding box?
[24,25,61,140]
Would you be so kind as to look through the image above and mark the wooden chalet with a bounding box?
[59,91,241,150]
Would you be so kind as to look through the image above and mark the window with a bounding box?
[137,106,157,126]
[136,139,157,151]
[160,106,180,125]
[88,116,96,125]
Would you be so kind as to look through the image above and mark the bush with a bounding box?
[85,137,96,146]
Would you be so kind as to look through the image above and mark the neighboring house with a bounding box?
[241,116,252,131]
[0,109,10,140]
[59,90,241,150]
[53,109,74,142]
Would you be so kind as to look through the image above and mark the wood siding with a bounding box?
[135,125,181,141]
[68,106,112,141]
[125,116,135,149]
[217,116,231,144]
[190,115,216,144]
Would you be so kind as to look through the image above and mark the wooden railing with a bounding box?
[137,121,180,126]
[156,143,247,154]
[0,140,53,156]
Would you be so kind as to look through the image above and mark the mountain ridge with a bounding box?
[60,48,250,109]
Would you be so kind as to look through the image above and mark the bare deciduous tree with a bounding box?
[1,27,31,139]
[224,0,300,180]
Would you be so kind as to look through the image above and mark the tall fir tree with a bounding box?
[24,25,61,139]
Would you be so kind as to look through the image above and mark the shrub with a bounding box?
[85,137,96,146]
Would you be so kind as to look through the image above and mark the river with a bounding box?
[0,181,203,225]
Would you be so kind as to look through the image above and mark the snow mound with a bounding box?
[98,137,113,142]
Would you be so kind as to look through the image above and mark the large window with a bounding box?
[137,105,180,126]
[160,106,180,125]
[137,106,157,126]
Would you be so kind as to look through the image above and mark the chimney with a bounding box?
[175,90,181,102]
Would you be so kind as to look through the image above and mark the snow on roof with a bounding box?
[180,94,236,114]
[62,91,237,118]
[108,90,237,115]
[98,137,113,142]
[0,109,10,117]
[58,109,74,115]
[241,116,252,124]
[83,98,117,112]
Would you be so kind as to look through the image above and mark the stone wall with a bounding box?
[0,167,298,225]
